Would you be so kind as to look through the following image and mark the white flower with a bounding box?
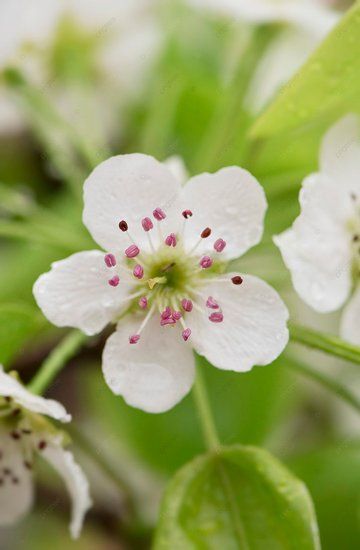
[274,114,360,346]
[0,0,161,134]
[0,366,91,538]
[33,153,289,413]
[187,0,339,113]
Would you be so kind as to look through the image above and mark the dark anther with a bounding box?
[10,431,20,440]
[231,276,243,285]
[21,429,32,435]
[351,192,357,201]
[4,396,12,403]
[38,440,47,451]
[201,227,211,238]
[24,461,32,470]
[12,477,19,484]
[119,220,128,232]
[353,234,359,242]
[12,408,21,417]
[3,468,11,476]
[182,210,193,219]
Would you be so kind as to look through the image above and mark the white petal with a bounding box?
[83,154,182,252]
[163,155,189,186]
[182,167,267,260]
[0,366,71,422]
[340,286,360,346]
[320,114,360,194]
[41,442,92,539]
[274,172,352,313]
[33,250,133,336]
[190,273,289,372]
[102,318,196,413]
[0,431,34,525]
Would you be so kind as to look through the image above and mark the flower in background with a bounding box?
[187,0,340,112]
[0,366,91,538]
[275,115,360,346]
[33,153,289,413]
[0,0,161,135]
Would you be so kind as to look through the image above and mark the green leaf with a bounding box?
[0,303,44,366]
[154,445,320,549]
[251,3,360,139]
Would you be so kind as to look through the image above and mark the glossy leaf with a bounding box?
[154,445,320,549]
[251,3,360,139]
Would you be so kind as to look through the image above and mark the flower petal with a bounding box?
[320,114,360,194]
[340,286,360,346]
[33,250,133,336]
[0,366,70,422]
[83,154,182,252]
[274,172,353,313]
[190,273,289,371]
[182,166,267,260]
[41,441,92,539]
[102,317,196,413]
[0,432,33,526]
[163,155,189,186]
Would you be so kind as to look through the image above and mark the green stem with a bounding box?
[192,362,220,452]
[29,330,87,395]
[286,355,360,414]
[289,323,360,365]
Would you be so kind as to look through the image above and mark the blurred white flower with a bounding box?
[33,154,289,414]
[275,115,360,346]
[188,0,340,112]
[0,366,91,538]
[0,0,161,134]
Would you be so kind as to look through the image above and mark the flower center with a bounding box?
[104,207,243,344]
[349,193,360,278]
[0,396,50,486]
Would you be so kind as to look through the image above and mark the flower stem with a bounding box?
[289,323,360,365]
[192,361,220,452]
[29,330,87,395]
[286,355,360,414]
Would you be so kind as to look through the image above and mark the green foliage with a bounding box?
[84,357,293,476]
[289,444,360,549]
[154,445,320,549]
[251,3,360,139]
[0,303,44,366]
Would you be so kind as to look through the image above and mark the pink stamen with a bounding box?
[199,256,213,269]
[133,264,144,279]
[104,253,116,267]
[129,334,140,344]
[160,317,176,326]
[182,328,191,341]
[214,238,226,253]
[153,207,166,221]
[165,233,177,247]
[206,296,219,309]
[182,210,193,219]
[142,217,153,232]
[161,307,172,320]
[209,312,224,323]
[108,275,120,287]
[181,299,193,312]
[172,310,182,321]
[125,244,140,258]
[139,296,148,309]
